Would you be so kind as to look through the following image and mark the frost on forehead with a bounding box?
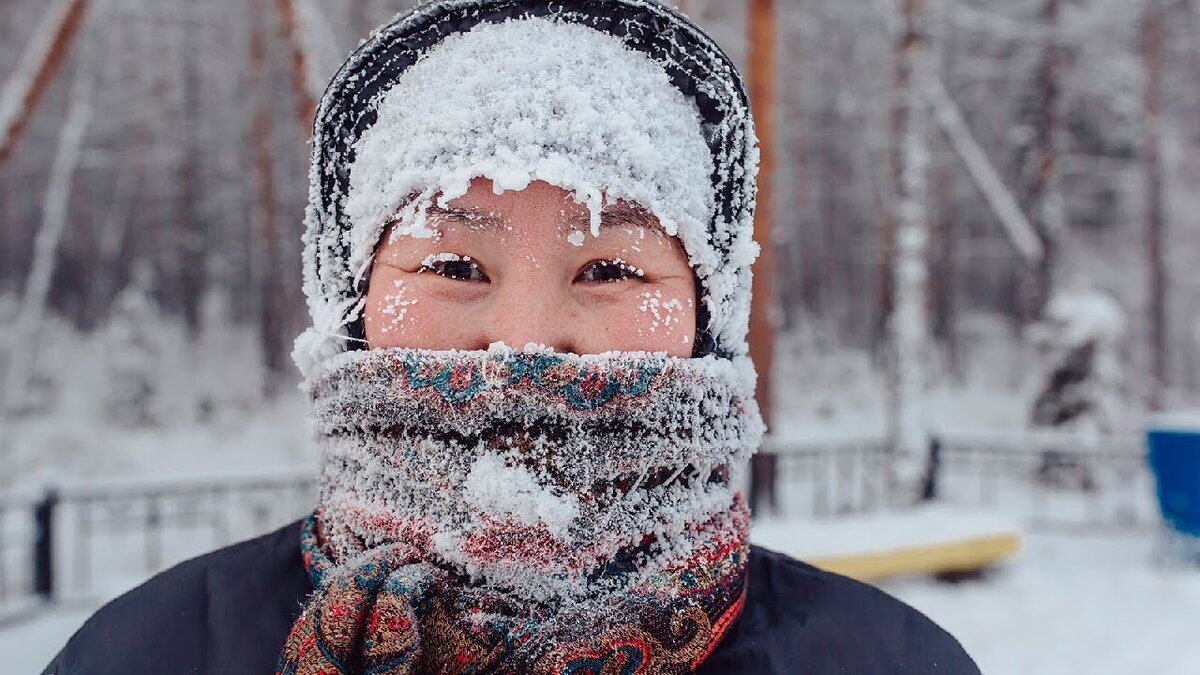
[343,17,715,281]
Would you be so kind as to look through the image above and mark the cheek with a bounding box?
[599,288,696,355]
[364,274,463,349]
[365,278,418,337]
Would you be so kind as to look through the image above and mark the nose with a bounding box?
[481,282,581,354]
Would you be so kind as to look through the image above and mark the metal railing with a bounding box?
[929,430,1155,531]
[0,489,41,609]
[0,471,315,606]
[765,435,892,517]
[766,430,1155,531]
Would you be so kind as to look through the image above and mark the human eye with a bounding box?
[419,253,488,282]
[576,258,645,284]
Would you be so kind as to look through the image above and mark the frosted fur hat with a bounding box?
[294,0,760,374]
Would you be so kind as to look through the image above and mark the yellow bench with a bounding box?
[751,506,1022,582]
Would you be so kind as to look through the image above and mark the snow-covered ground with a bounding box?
[883,529,1200,675]
[752,507,1200,673]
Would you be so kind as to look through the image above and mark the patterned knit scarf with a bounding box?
[277,346,763,674]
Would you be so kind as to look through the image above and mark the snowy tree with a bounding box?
[193,286,265,427]
[96,266,170,427]
[1028,287,1128,435]
[885,0,934,504]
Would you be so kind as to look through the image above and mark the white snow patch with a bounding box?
[463,453,580,539]
[1044,288,1125,345]
[1149,411,1200,433]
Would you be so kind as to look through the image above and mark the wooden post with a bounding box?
[747,0,778,515]
[33,489,59,599]
[249,0,285,397]
[1143,1,1168,409]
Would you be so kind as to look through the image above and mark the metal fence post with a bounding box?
[921,436,941,502]
[33,488,59,600]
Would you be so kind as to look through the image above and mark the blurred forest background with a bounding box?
[0,0,1198,481]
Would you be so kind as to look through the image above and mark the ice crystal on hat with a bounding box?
[344,17,714,285]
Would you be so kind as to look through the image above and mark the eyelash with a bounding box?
[419,254,487,281]
[417,255,645,284]
[576,259,645,284]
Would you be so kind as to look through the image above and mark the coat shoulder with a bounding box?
[700,545,981,675]
[42,519,310,675]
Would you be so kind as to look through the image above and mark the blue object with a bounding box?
[1147,426,1200,537]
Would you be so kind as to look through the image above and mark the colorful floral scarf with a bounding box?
[277,347,763,674]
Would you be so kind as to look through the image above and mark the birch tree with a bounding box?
[887,0,932,503]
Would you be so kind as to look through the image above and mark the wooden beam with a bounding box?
[250,0,286,396]
[0,0,89,167]
[808,531,1021,582]
[747,0,778,514]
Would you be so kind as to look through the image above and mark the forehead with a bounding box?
[393,178,666,235]
[421,201,661,233]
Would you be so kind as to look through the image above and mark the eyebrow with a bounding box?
[423,204,506,230]
[564,202,662,232]
[420,201,662,233]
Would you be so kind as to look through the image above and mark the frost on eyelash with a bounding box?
[420,252,467,268]
[596,259,644,278]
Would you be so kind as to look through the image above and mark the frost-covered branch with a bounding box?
[919,75,1045,265]
[0,0,89,166]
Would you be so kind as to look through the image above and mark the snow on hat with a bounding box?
[294,0,759,376]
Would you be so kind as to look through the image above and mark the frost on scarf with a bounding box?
[310,344,762,604]
[295,1,760,375]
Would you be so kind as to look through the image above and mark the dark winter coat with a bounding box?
[43,519,980,674]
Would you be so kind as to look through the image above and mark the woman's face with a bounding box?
[364,178,698,356]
